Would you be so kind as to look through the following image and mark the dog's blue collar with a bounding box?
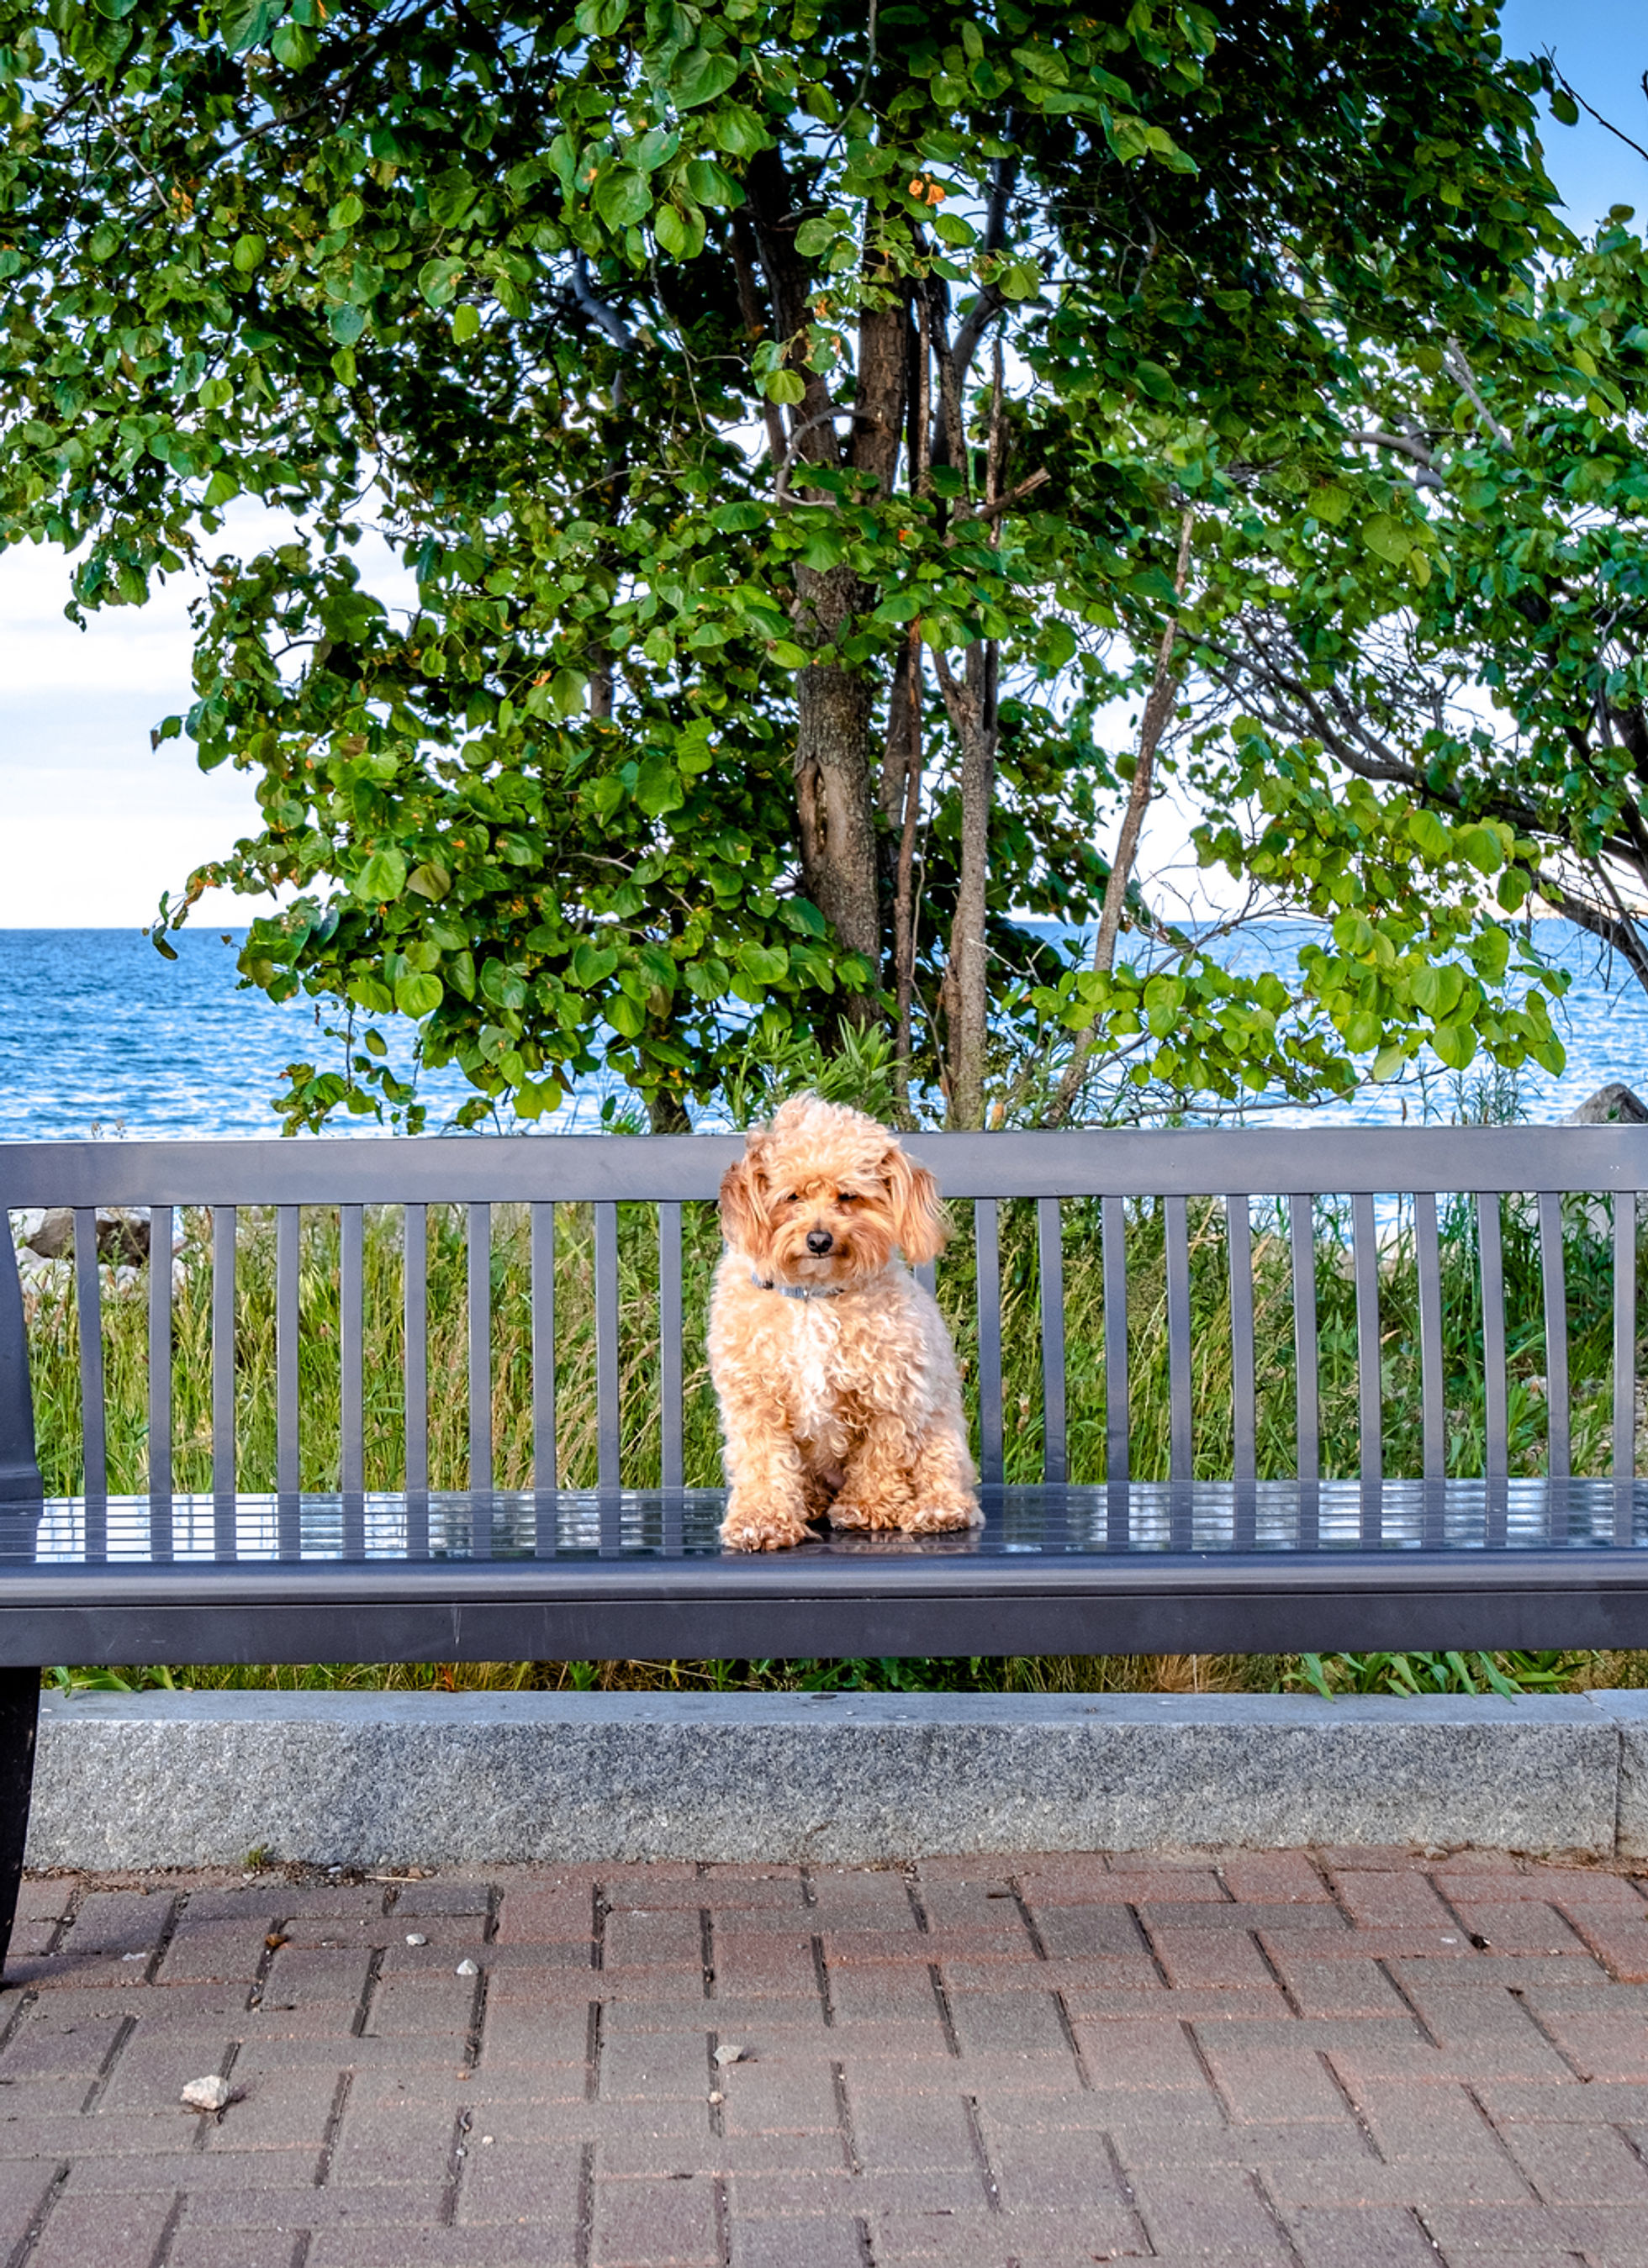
[751,1273,843,1300]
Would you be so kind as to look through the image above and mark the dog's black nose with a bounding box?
[806,1228,834,1255]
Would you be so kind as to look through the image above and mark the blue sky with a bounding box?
[0,1,1644,928]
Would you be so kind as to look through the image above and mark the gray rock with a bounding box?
[1564,1083,1648,1124]
[181,2075,234,2112]
[22,1206,151,1263]
[24,1689,1627,1867]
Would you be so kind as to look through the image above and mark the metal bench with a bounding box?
[4,1122,1648,1968]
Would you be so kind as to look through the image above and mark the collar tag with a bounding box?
[751,1272,843,1300]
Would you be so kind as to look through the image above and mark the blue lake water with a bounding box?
[0,922,1645,1142]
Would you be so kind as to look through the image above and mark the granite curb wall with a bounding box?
[25,1688,1648,1869]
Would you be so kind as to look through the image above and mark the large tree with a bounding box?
[0,0,1574,1127]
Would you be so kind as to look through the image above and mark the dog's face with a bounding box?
[718,1095,947,1288]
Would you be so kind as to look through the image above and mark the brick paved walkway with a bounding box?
[3,1849,1648,2267]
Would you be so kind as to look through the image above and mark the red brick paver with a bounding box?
[4,1851,1648,2265]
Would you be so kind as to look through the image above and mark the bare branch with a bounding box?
[1344,430,1444,489]
[1544,51,1648,170]
[1443,336,1513,447]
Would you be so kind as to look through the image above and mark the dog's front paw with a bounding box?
[827,1493,905,1532]
[904,1495,984,1534]
[721,1495,813,1552]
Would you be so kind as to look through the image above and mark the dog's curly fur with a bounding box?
[709,1094,981,1552]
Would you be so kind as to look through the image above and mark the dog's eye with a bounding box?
[780,1191,798,1205]
[836,1191,857,1205]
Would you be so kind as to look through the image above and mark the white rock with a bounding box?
[181,2075,233,2112]
[404,1933,428,1946]
[455,1958,479,1976]
[712,2044,747,2067]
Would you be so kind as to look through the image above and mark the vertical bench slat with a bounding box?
[1414,1192,1445,1485]
[1539,1193,1571,1518]
[595,1202,621,1496]
[1351,1191,1382,1545]
[1165,1195,1192,1487]
[276,1205,300,1501]
[1477,1192,1508,1547]
[1414,1189,1445,1548]
[276,1205,301,1559]
[1225,1193,1255,1550]
[1289,1194,1318,1546]
[404,1204,429,1557]
[1102,1195,1129,1533]
[659,1203,684,1496]
[71,1211,105,1554]
[531,1203,557,1552]
[973,1199,1004,1488]
[1226,1195,1255,1484]
[212,1205,237,1555]
[1616,1190,1636,1545]
[913,1258,938,1300]
[1037,1197,1067,1486]
[340,1205,364,1500]
[146,1205,172,1559]
[467,1202,492,1500]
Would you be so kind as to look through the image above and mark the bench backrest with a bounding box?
[3,1126,1647,1523]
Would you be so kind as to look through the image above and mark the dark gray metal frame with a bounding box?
[4,1124,1648,1969]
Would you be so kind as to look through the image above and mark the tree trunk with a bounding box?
[743,156,909,1037]
[937,343,1005,1131]
[937,644,997,1129]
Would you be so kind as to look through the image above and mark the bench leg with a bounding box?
[0,1669,39,1985]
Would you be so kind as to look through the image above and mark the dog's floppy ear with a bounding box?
[884,1142,948,1265]
[718,1135,769,1258]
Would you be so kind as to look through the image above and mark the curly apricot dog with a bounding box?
[709,1094,981,1552]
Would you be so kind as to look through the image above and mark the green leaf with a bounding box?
[654,203,689,256]
[1550,87,1580,126]
[452,303,480,345]
[1131,358,1175,401]
[394,972,443,1017]
[764,368,806,405]
[330,304,366,346]
[607,992,646,1037]
[1456,824,1503,876]
[356,848,408,903]
[673,46,740,108]
[593,165,652,230]
[1361,512,1412,565]
[407,861,452,899]
[418,257,465,308]
[219,0,279,51]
